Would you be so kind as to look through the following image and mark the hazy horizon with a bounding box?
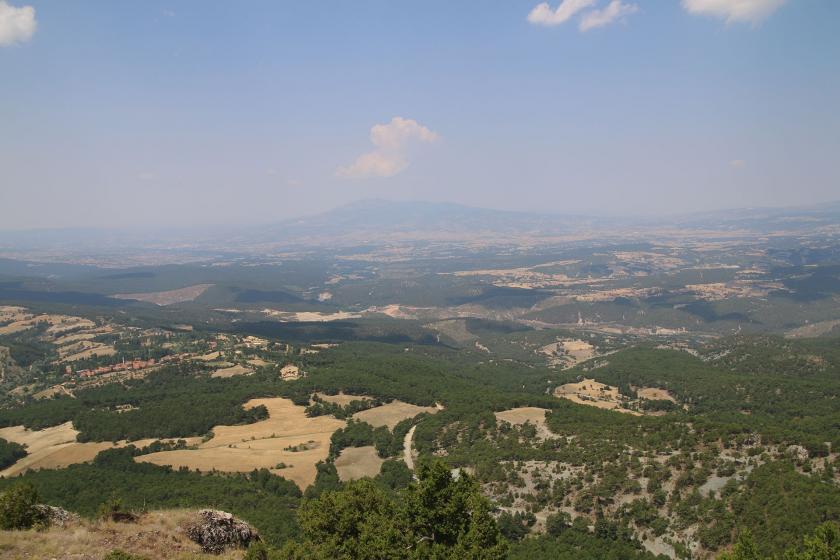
[2,1,839,230]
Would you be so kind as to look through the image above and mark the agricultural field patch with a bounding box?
[352,400,441,430]
[334,446,384,481]
[135,397,344,489]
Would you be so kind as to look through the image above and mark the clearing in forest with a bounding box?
[352,401,440,430]
[0,423,192,477]
[554,379,641,415]
[112,284,213,306]
[334,446,384,481]
[494,407,556,439]
[539,338,595,368]
[135,398,344,490]
[211,364,253,378]
[316,392,372,406]
[635,387,677,402]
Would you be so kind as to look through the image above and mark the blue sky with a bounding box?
[1,1,838,229]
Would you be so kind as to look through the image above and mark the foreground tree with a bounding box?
[0,482,47,530]
[278,460,508,559]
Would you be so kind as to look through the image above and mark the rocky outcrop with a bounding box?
[183,509,259,553]
[33,504,80,528]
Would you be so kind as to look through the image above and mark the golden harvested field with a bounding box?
[335,446,384,481]
[247,357,271,367]
[539,338,595,368]
[495,407,548,426]
[211,364,253,378]
[136,398,345,490]
[52,332,97,346]
[0,318,39,335]
[0,510,244,560]
[353,400,440,430]
[197,351,224,361]
[0,421,202,477]
[33,384,74,400]
[554,379,641,415]
[45,316,96,335]
[316,392,371,406]
[112,283,213,306]
[636,387,677,402]
[495,407,554,439]
[58,341,117,362]
[0,313,94,336]
[0,422,113,477]
[262,309,362,322]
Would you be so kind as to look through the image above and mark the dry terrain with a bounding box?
[262,309,362,322]
[334,446,384,481]
[554,379,640,415]
[112,284,213,305]
[636,387,677,402]
[539,338,596,368]
[494,407,555,439]
[0,510,245,560]
[211,364,253,378]
[136,398,344,489]
[316,392,372,406]
[0,423,192,477]
[352,400,440,430]
[554,379,677,415]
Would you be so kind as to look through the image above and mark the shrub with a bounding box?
[0,482,47,530]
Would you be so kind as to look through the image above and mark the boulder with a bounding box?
[183,509,259,553]
[33,504,79,528]
[787,444,809,462]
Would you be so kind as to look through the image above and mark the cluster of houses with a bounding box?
[70,353,191,378]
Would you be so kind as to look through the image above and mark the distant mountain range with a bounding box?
[1,199,839,260]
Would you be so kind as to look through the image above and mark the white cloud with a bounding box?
[682,0,786,24]
[338,117,439,179]
[579,0,639,31]
[0,0,36,46]
[527,0,596,26]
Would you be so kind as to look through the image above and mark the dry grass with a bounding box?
[136,398,344,490]
[539,338,595,368]
[112,284,213,306]
[334,446,384,481]
[636,387,677,402]
[352,401,440,430]
[494,407,555,439]
[0,422,113,477]
[0,423,200,478]
[262,309,362,322]
[554,379,641,415]
[246,357,271,367]
[0,510,245,560]
[316,392,371,406]
[59,342,117,362]
[0,313,94,336]
[211,364,253,378]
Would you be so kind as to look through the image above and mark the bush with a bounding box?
[103,551,147,560]
[0,482,47,530]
